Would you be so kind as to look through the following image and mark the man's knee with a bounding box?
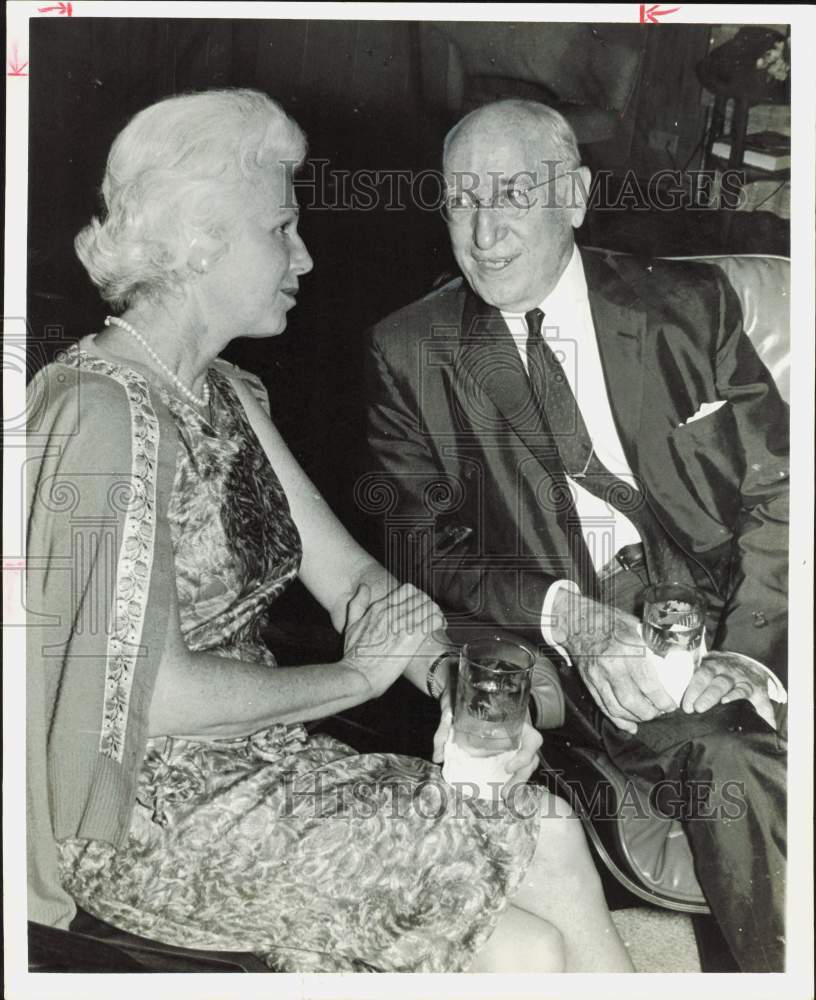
[605,700,785,814]
[630,700,777,756]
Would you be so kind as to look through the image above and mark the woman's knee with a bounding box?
[469,905,565,973]
[539,789,578,821]
[536,791,590,855]
[523,792,605,895]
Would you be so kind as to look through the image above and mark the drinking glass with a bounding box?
[452,636,535,757]
[642,582,707,667]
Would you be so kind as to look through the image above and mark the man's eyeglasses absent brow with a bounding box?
[442,172,573,224]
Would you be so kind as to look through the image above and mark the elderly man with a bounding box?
[364,99,788,971]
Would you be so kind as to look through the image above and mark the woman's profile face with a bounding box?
[204,166,313,339]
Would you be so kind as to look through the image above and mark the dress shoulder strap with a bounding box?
[211,358,271,417]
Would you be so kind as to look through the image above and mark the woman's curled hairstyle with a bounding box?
[75,89,306,310]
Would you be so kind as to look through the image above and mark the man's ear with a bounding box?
[569,166,593,230]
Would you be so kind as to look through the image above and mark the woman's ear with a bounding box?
[187,236,227,274]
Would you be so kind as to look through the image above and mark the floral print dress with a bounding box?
[57,342,542,973]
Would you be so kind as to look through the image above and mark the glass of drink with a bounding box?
[642,582,707,667]
[452,636,535,757]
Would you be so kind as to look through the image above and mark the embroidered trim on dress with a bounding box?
[58,346,160,763]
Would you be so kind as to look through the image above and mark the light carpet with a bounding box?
[610,907,701,972]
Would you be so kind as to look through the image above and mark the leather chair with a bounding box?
[682,254,789,402]
[417,22,646,148]
[29,910,270,973]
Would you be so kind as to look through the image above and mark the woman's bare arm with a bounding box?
[230,378,402,630]
[148,577,443,738]
[230,378,453,690]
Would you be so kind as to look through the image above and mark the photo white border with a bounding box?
[4,3,814,998]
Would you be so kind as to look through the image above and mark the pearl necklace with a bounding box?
[104,316,211,409]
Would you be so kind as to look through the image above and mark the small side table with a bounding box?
[699,93,789,247]
[697,28,789,247]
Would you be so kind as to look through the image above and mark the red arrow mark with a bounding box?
[37,1,73,14]
[639,4,681,23]
[3,559,26,618]
[7,43,28,76]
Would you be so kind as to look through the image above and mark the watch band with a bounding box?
[426,650,458,699]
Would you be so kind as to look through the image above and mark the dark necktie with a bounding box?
[524,307,693,589]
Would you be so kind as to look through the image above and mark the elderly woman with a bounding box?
[26,89,632,973]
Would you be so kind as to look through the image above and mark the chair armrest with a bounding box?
[530,656,566,730]
[29,909,271,973]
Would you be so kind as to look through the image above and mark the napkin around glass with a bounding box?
[441,733,515,801]
[639,623,704,705]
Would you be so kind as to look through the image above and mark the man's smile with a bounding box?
[472,255,519,272]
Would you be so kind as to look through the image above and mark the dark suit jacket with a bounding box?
[364,248,789,682]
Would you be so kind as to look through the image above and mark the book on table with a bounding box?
[711,130,790,171]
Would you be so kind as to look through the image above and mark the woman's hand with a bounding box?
[432,687,543,798]
[501,722,544,797]
[342,582,445,698]
[431,684,455,765]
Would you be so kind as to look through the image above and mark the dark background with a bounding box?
[27,17,790,652]
[29,18,456,532]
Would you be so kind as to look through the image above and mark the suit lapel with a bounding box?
[451,252,650,476]
[454,289,563,471]
[582,250,647,474]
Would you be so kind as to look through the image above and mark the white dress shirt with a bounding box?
[500,245,786,704]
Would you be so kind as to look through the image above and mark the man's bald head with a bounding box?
[443,100,581,173]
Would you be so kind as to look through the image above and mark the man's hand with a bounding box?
[681,650,776,729]
[554,592,677,733]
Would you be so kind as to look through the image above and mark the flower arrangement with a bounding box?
[756,38,790,82]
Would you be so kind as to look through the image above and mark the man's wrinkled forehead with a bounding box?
[443,117,556,192]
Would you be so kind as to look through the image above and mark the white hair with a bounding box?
[75,89,307,309]
[443,99,581,172]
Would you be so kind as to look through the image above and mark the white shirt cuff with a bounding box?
[540,578,580,660]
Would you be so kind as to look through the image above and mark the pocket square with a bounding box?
[680,399,727,426]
